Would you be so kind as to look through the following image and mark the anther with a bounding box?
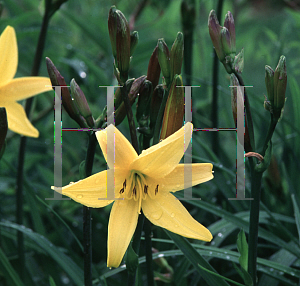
[123,179,126,189]
[155,185,159,195]
[119,188,124,194]
[144,185,148,194]
[133,186,137,196]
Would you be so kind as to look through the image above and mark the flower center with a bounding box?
[118,171,159,212]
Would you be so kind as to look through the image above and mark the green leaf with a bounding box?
[0,221,84,286]
[165,231,230,286]
[49,276,57,286]
[291,194,300,243]
[0,247,25,286]
[198,264,246,286]
[237,229,248,271]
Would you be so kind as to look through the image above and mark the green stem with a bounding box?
[15,1,53,279]
[153,88,168,144]
[262,115,278,156]
[144,218,154,286]
[121,84,140,154]
[234,72,255,152]
[211,0,224,156]
[83,133,97,286]
[128,213,145,286]
[248,166,263,286]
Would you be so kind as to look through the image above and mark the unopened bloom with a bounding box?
[0,26,52,137]
[53,122,213,267]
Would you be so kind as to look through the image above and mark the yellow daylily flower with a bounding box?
[0,26,52,137]
[53,122,213,267]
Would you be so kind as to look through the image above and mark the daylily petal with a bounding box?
[107,198,139,267]
[52,169,127,208]
[4,101,39,137]
[0,77,52,102]
[159,163,214,193]
[130,122,192,178]
[142,192,212,241]
[96,124,138,169]
[0,26,17,85]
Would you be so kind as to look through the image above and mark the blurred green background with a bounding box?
[0,0,300,285]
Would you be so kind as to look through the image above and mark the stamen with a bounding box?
[119,188,124,194]
[155,185,159,195]
[144,185,148,194]
[123,179,126,189]
[133,186,137,197]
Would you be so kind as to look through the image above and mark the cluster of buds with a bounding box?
[264,55,287,120]
[46,58,95,129]
[208,10,243,74]
[108,6,138,84]
[157,32,184,87]
[0,107,8,159]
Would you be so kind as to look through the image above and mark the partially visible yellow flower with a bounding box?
[0,26,52,137]
[53,122,214,268]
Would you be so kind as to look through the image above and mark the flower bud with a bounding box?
[70,79,94,127]
[108,6,131,83]
[130,31,139,56]
[0,107,8,158]
[224,11,236,54]
[115,77,144,126]
[147,45,161,89]
[221,27,234,57]
[274,55,287,118]
[208,10,225,62]
[265,65,275,104]
[46,57,85,127]
[136,80,153,124]
[170,32,184,80]
[150,85,164,131]
[157,39,171,86]
[160,75,184,140]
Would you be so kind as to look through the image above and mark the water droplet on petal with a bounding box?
[76,194,83,199]
[151,210,163,220]
[170,212,175,218]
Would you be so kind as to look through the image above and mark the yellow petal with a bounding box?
[142,192,212,241]
[0,26,17,85]
[96,124,138,169]
[107,199,139,267]
[52,169,127,208]
[130,122,193,178]
[160,163,214,192]
[4,101,39,137]
[0,77,52,102]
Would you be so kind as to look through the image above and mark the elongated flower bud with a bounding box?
[130,31,139,56]
[160,75,184,139]
[208,10,225,62]
[150,85,164,131]
[157,39,171,85]
[108,6,131,83]
[224,11,236,54]
[274,55,287,118]
[265,65,275,104]
[170,32,184,80]
[70,79,94,127]
[147,45,161,89]
[136,80,153,124]
[46,57,85,127]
